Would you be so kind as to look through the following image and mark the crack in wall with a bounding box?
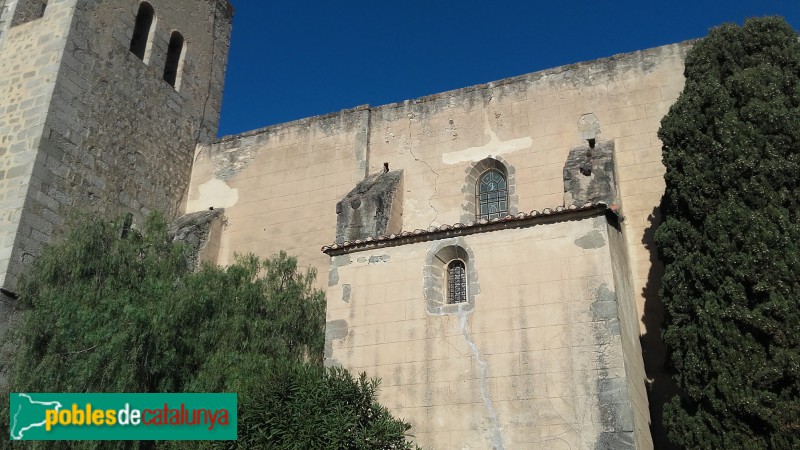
[406,114,439,227]
[459,310,504,450]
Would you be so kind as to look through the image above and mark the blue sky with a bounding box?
[217,1,800,137]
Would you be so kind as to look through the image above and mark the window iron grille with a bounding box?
[447,260,467,304]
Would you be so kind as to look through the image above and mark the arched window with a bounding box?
[447,260,467,304]
[461,157,516,224]
[163,31,185,88]
[129,2,154,61]
[477,169,508,220]
[424,243,478,314]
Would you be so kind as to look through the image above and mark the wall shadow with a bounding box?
[639,206,680,450]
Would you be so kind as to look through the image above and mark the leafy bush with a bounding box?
[1,214,416,449]
[233,362,416,450]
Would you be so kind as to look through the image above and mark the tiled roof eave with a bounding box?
[322,202,610,256]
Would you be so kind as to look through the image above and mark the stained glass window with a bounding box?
[447,260,467,304]
[477,169,508,220]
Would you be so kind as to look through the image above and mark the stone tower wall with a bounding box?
[0,0,75,290]
[186,107,371,282]
[0,0,232,290]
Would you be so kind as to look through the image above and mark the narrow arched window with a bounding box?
[477,169,508,220]
[129,2,154,60]
[424,244,476,313]
[447,260,467,304]
[163,31,184,88]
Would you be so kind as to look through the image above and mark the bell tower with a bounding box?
[0,0,233,297]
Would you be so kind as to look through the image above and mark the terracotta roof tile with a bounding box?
[322,202,609,254]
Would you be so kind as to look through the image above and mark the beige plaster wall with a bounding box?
[188,43,686,296]
[608,220,651,450]
[186,108,370,281]
[326,216,635,449]
[186,41,690,448]
[365,44,686,236]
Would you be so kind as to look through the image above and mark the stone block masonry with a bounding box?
[563,139,618,207]
[0,0,74,290]
[10,0,47,27]
[0,0,232,291]
[335,169,403,244]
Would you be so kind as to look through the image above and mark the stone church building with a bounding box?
[0,0,691,448]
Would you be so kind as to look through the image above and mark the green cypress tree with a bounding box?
[656,17,800,449]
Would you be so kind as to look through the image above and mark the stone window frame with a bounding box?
[129,2,156,63]
[461,156,518,223]
[424,240,479,314]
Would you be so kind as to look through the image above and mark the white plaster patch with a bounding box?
[187,178,238,211]
[442,113,532,165]
[405,198,439,228]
